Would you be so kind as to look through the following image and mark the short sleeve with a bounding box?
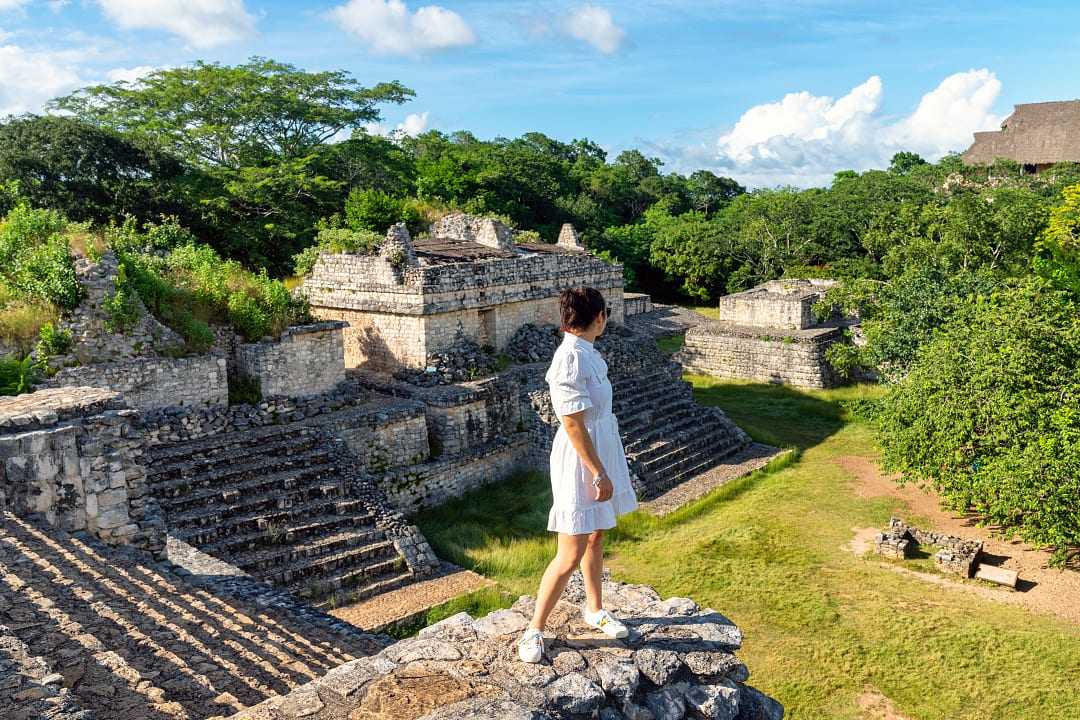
[547,349,593,416]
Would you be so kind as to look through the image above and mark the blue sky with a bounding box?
[1,0,1078,186]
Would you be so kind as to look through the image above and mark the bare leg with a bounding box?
[530,533,590,631]
[580,530,605,613]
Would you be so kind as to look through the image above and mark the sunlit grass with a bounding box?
[413,377,1080,719]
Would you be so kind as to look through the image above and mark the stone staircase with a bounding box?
[612,363,750,498]
[147,424,415,609]
[0,512,387,720]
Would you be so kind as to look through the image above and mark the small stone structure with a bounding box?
[301,216,625,370]
[41,354,228,410]
[677,279,847,389]
[0,387,164,554]
[624,291,654,316]
[231,321,347,399]
[874,518,983,578]
[228,574,783,720]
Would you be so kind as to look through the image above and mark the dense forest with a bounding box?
[1,57,1078,561]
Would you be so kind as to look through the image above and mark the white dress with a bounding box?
[546,332,638,535]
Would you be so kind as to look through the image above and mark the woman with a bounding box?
[518,287,638,664]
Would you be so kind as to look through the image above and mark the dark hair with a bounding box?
[559,287,607,331]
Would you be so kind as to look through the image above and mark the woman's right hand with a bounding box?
[592,471,614,502]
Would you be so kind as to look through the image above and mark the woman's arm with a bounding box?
[561,410,614,502]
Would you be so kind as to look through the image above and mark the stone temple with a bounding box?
[302,214,625,370]
[0,213,784,719]
[677,279,846,389]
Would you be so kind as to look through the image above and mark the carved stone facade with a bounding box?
[677,279,848,389]
[301,217,625,370]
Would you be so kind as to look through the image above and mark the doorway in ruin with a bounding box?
[478,308,497,350]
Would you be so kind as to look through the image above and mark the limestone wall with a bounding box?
[376,435,529,514]
[677,324,841,389]
[716,279,835,330]
[232,321,347,399]
[42,355,227,410]
[624,292,654,316]
[0,387,165,553]
[312,307,428,370]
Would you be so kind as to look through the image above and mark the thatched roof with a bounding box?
[962,100,1080,166]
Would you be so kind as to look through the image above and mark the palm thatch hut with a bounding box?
[962,100,1080,172]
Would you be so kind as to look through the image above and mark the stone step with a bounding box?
[173,496,370,543]
[200,512,381,558]
[640,434,746,481]
[636,425,742,470]
[150,444,334,496]
[149,431,325,482]
[311,570,418,611]
[624,407,715,453]
[260,539,400,587]
[230,528,391,574]
[149,423,319,464]
[285,557,411,603]
[618,396,698,433]
[645,451,742,495]
[158,459,342,513]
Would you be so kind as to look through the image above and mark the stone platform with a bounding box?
[229,576,783,720]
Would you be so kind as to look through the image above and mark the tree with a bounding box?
[1034,182,1080,298]
[52,57,413,169]
[888,151,928,175]
[0,115,196,226]
[875,278,1080,563]
[686,170,744,215]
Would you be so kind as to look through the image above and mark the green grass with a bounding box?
[413,376,1080,720]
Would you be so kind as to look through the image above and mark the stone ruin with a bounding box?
[0,213,788,718]
[677,279,851,389]
[875,518,983,578]
[300,216,631,371]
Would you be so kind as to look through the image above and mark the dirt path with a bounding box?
[838,455,1080,625]
[330,568,495,631]
[857,689,913,720]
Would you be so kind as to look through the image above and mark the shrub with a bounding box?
[103,263,141,332]
[875,278,1080,563]
[292,226,381,276]
[0,356,34,395]
[0,204,81,309]
[36,322,73,357]
[345,188,406,232]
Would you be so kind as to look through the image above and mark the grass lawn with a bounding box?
[413,373,1080,719]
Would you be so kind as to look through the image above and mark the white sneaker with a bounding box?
[583,608,629,639]
[518,628,545,663]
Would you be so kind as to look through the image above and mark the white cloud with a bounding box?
[666,69,1004,187]
[564,4,624,54]
[364,111,431,138]
[328,0,475,56]
[0,0,28,11]
[105,64,158,84]
[0,44,85,117]
[95,0,256,48]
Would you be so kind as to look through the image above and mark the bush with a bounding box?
[0,204,81,309]
[36,321,72,357]
[103,262,141,332]
[292,226,381,276]
[875,279,1080,563]
[0,356,34,395]
[345,188,409,232]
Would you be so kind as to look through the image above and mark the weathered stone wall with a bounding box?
[716,279,836,330]
[228,575,784,720]
[232,321,347,399]
[624,292,654,316]
[377,436,529,514]
[312,307,428,370]
[0,387,164,554]
[42,355,228,410]
[677,323,841,389]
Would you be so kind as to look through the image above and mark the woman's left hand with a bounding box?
[593,472,614,502]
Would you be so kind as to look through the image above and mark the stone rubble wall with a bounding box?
[0,622,93,720]
[58,251,185,365]
[677,324,841,390]
[231,321,347,399]
[0,387,165,555]
[227,576,783,720]
[875,517,983,578]
[41,355,228,410]
[431,213,515,251]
